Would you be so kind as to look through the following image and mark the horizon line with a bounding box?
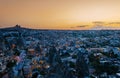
[1,25,120,31]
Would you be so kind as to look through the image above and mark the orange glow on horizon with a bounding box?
[0,0,120,30]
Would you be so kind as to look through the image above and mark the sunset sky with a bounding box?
[0,0,120,30]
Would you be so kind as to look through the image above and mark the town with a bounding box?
[0,25,120,78]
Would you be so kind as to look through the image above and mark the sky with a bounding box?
[0,0,120,30]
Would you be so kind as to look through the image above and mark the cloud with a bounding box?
[76,25,88,28]
[108,22,120,24]
[92,21,105,24]
[93,21,120,25]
